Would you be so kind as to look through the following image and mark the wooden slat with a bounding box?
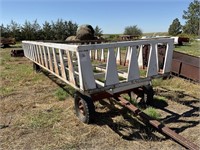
[47,47,54,72]
[101,49,105,62]
[116,47,121,65]
[39,45,44,66]
[59,49,67,79]
[67,51,76,85]
[127,46,140,81]
[105,47,119,86]
[43,46,49,69]
[77,51,96,90]
[36,45,40,64]
[138,45,143,68]
[52,48,60,75]
[163,42,174,73]
[147,43,158,76]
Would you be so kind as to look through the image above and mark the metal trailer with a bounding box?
[22,38,174,123]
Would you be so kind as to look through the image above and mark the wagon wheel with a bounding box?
[74,92,95,124]
[33,63,41,73]
[129,85,154,107]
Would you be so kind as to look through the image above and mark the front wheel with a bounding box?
[74,92,95,124]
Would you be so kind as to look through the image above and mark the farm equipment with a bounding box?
[22,38,199,149]
[0,37,16,47]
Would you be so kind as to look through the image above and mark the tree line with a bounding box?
[168,0,199,37]
[1,19,103,41]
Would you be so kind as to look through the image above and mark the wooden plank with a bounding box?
[52,48,60,75]
[59,49,67,79]
[100,49,105,62]
[127,46,140,81]
[147,43,158,76]
[105,47,119,86]
[163,42,174,73]
[39,45,44,66]
[47,47,54,72]
[43,46,49,69]
[116,47,121,65]
[138,45,143,68]
[77,51,96,90]
[95,49,98,60]
[67,50,76,85]
[36,45,41,64]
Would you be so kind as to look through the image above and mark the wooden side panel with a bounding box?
[39,45,44,66]
[43,46,49,69]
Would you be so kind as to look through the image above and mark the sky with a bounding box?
[1,0,192,34]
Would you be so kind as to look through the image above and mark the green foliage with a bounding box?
[123,25,143,37]
[182,0,200,35]
[54,88,69,101]
[1,19,78,41]
[94,25,103,37]
[168,18,182,36]
[143,107,161,119]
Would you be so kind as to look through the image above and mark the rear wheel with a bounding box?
[74,92,95,124]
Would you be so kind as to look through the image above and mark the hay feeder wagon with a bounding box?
[22,39,200,149]
[22,39,173,123]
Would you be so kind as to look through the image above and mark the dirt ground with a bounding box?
[0,46,199,150]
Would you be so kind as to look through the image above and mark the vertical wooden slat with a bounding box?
[59,49,67,79]
[36,45,41,64]
[127,46,140,81]
[39,45,44,66]
[116,47,121,65]
[52,48,60,75]
[101,49,105,62]
[95,49,98,60]
[43,46,49,69]
[163,42,174,73]
[105,47,119,86]
[47,47,53,71]
[147,43,158,76]
[77,50,96,90]
[67,51,76,85]
[138,45,143,68]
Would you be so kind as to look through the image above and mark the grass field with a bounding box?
[0,44,199,150]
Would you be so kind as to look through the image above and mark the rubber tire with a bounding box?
[143,85,154,105]
[74,92,95,124]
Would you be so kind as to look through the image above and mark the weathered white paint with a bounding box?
[127,46,140,81]
[105,47,119,86]
[22,38,173,94]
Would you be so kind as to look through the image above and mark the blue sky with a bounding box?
[1,0,192,34]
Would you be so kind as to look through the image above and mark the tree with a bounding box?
[42,21,53,40]
[1,24,10,38]
[8,20,21,40]
[124,25,142,37]
[94,25,103,37]
[168,18,182,36]
[182,0,200,35]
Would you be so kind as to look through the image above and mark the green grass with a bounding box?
[26,108,63,129]
[54,88,69,101]
[174,40,200,56]
[143,107,161,119]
